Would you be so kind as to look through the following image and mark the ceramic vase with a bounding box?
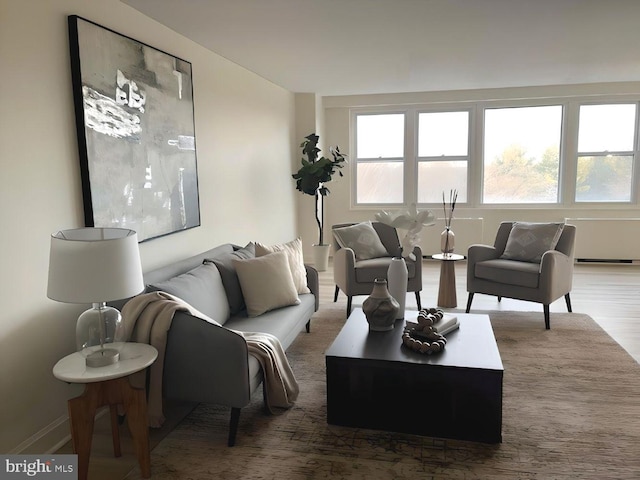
[362,278,399,331]
[387,256,408,320]
[441,227,455,254]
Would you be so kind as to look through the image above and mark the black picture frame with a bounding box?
[68,15,200,242]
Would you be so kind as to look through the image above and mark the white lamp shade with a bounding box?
[47,227,144,304]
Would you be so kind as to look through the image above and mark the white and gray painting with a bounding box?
[74,17,200,241]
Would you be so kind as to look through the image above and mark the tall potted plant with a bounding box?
[292,133,346,270]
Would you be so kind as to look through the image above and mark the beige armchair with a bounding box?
[465,221,576,329]
[332,222,423,316]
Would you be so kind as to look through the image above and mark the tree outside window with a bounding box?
[483,105,562,204]
[575,104,636,203]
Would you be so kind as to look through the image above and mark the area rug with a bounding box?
[125,306,640,479]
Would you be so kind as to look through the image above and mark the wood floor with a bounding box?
[55,259,640,479]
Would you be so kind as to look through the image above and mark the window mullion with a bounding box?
[563,101,579,206]
[405,110,417,206]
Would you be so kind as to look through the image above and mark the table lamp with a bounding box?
[47,227,144,367]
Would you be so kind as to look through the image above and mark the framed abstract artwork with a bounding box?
[68,15,200,242]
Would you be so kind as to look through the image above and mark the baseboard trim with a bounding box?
[10,409,108,454]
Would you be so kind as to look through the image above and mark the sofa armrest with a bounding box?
[468,244,500,264]
[305,264,319,311]
[163,311,252,408]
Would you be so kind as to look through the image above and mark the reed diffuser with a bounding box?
[441,189,458,254]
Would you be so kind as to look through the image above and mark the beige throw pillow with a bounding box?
[501,222,565,263]
[255,238,310,294]
[332,221,389,260]
[233,251,300,317]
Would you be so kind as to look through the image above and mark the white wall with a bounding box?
[0,0,297,453]
[313,84,640,259]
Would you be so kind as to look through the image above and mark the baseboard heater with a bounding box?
[566,218,640,263]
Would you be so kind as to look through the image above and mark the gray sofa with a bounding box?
[119,243,318,446]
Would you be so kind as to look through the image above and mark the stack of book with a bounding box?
[405,314,460,336]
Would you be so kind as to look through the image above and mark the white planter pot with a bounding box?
[313,244,331,272]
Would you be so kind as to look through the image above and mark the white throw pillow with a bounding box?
[332,221,389,260]
[233,251,300,317]
[255,238,310,294]
[501,222,565,263]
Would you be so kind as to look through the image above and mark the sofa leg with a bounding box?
[415,291,422,310]
[346,297,353,317]
[334,285,339,302]
[465,293,474,313]
[565,293,572,313]
[543,305,550,330]
[497,296,502,302]
[305,319,311,333]
[228,407,241,447]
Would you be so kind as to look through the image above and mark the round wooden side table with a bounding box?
[53,342,158,480]
[431,253,465,308]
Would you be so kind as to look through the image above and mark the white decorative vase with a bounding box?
[441,227,455,254]
[313,244,331,272]
[387,256,408,320]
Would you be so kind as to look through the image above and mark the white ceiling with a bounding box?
[122,0,640,97]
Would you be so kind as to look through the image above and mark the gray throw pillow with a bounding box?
[501,222,565,263]
[205,242,255,314]
[333,222,389,260]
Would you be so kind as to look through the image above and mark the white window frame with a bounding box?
[351,107,473,208]
[480,103,565,205]
[349,94,640,210]
[352,110,408,206]
[416,108,472,204]
[573,101,639,204]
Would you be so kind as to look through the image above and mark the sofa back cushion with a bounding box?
[148,262,230,325]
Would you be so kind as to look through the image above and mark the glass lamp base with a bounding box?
[76,303,126,366]
[85,347,120,367]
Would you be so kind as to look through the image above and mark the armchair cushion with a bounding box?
[354,257,418,283]
[501,222,564,263]
[475,259,541,289]
[333,221,389,260]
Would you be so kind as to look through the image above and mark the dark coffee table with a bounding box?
[325,309,503,443]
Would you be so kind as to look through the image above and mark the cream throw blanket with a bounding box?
[121,291,299,427]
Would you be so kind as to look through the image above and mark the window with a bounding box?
[355,113,405,204]
[351,96,640,209]
[417,111,469,203]
[483,105,562,204]
[575,104,637,202]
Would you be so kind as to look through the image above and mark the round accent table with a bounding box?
[431,253,465,308]
[53,342,158,480]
